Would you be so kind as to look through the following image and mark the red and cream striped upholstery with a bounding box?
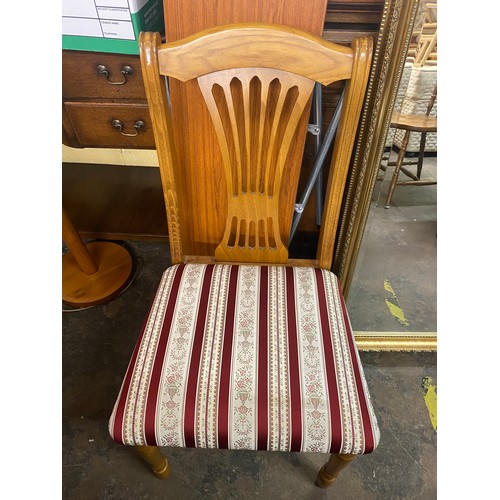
[109,264,380,454]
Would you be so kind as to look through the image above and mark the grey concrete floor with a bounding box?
[63,153,438,499]
[347,155,437,333]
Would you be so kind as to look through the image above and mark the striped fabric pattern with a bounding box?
[109,264,380,454]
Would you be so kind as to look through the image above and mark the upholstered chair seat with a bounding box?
[110,264,379,454]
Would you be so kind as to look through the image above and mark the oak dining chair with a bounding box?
[382,83,437,208]
[109,23,379,489]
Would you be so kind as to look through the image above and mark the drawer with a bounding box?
[62,51,146,100]
[64,102,155,148]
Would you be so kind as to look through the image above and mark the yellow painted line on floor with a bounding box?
[422,376,437,431]
[384,300,410,326]
[384,279,410,326]
[383,279,396,295]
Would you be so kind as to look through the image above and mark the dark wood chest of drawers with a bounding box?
[62,50,156,149]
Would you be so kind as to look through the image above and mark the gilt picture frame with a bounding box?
[333,0,436,351]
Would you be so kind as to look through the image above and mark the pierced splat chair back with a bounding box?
[140,24,372,269]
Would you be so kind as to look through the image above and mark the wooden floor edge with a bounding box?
[354,332,437,351]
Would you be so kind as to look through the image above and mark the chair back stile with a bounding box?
[139,31,185,265]
[140,25,373,269]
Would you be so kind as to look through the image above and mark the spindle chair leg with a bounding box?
[385,129,410,208]
[134,446,171,479]
[416,131,427,180]
[315,453,357,488]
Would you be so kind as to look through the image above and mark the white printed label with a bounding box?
[100,20,135,40]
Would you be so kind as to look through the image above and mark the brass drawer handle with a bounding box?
[97,64,133,85]
[111,119,145,137]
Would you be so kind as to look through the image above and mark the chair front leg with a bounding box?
[315,453,356,488]
[385,129,410,208]
[134,445,171,479]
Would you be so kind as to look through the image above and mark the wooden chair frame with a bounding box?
[134,23,373,487]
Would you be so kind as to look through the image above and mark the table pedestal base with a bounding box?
[62,241,133,307]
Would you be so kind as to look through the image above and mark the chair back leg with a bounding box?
[416,131,428,179]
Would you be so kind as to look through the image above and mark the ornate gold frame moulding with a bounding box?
[332,0,435,351]
[355,332,437,352]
